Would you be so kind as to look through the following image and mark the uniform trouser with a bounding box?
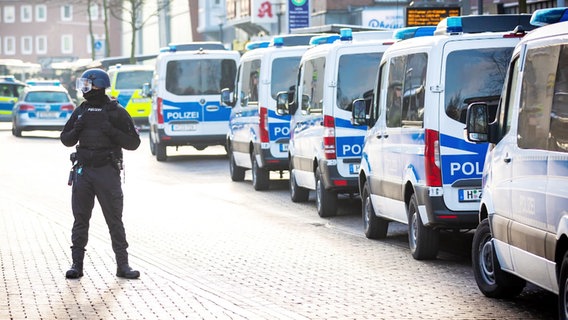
[70,162,129,267]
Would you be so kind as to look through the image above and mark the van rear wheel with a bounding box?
[472,218,525,298]
[559,252,568,320]
[316,167,337,217]
[408,194,439,260]
[251,155,269,191]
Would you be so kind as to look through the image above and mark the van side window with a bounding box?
[301,57,325,115]
[369,62,386,127]
[240,59,261,105]
[386,56,405,128]
[336,52,383,112]
[271,57,301,99]
[401,53,427,128]
[498,56,521,139]
[549,45,568,152]
[445,48,513,124]
[518,45,560,150]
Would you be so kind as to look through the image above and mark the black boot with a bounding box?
[116,264,140,279]
[66,263,83,279]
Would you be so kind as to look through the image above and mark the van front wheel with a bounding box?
[559,251,568,320]
[408,194,439,260]
[229,150,245,182]
[472,218,526,298]
[362,181,388,239]
[316,167,337,217]
[251,155,269,191]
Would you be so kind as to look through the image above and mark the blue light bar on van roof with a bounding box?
[340,28,353,41]
[159,45,177,52]
[273,37,284,47]
[246,41,270,51]
[435,14,536,35]
[530,7,568,26]
[446,17,463,33]
[394,26,436,40]
[309,35,340,45]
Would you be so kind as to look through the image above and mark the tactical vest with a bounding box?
[78,101,117,149]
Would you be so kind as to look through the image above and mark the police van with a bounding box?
[0,76,26,121]
[221,35,315,191]
[351,14,537,260]
[276,29,394,217]
[147,42,239,161]
[464,8,568,314]
[107,64,153,127]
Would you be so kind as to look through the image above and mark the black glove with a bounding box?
[101,121,118,136]
[73,117,85,132]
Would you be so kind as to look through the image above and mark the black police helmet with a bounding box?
[80,68,111,89]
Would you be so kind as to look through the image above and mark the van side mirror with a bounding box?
[276,91,289,115]
[220,88,234,107]
[465,102,489,142]
[351,99,368,126]
[141,83,151,97]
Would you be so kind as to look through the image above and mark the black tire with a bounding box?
[229,150,245,182]
[290,165,309,202]
[408,194,439,260]
[156,143,167,162]
[315,166,337,217]
[12,121,21,137]
[472,219,526,298]
[149,135,156,156]
[362,181,388,239]
[251,155,269,191]
[559,251,568,320]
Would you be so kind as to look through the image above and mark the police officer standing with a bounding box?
[60,68,141,279]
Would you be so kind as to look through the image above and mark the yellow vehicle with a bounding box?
[106,64,153,126]
[0,76,26,121]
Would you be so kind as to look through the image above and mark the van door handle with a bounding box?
[504,153,511,163]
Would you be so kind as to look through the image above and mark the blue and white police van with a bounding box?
[352,14,537,260]
[221,35,315,191]
[464,8,568,314]
[276,29,394,217]
[147,42,239,161]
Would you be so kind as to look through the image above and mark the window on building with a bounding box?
[61,35,73,54]
[36,5,47,22]
[4,37,16,55]
[21,37,32,55]
[61,5,72,21]
[36,36,47,54]
[89,3,98,21]
[4,6,15,23]
[21,5,32,22]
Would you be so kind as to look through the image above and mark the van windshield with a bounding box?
[444,47,513,123]
[271,57,301,99]
[115,70,153,90]
[337,52,383,111]
[166,59,237,95]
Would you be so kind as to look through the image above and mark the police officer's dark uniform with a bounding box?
[60,68,141,279]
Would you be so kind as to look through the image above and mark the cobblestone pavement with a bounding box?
[0,128,557,319]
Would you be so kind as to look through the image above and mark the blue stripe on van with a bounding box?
[116,92,132,108]
[439,133,488,184]
[335,117,367,130]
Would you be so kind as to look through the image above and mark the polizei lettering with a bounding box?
[450,161,483,176]
[87,107,103,112]
[166,111,199,120]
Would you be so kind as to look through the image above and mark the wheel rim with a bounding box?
[409,211,417,251]
[316,178,322,212]
[563,276,568,319]
[363,193,372,233]
[479,235,496,285]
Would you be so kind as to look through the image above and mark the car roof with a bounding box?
[23,85,70,93]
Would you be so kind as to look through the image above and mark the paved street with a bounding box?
[0,123,557,319]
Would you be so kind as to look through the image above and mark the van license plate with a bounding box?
[172,123,196,131]
[349,163,360,174]
[458,189,482,202]
[279,143,288,152]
